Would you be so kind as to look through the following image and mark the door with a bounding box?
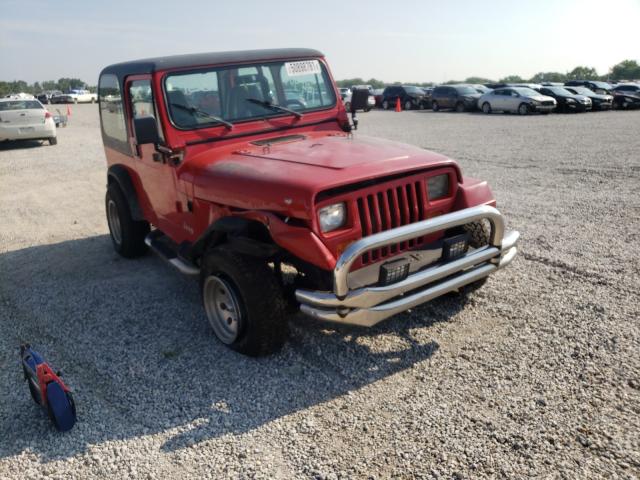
[446,88,457,108]
[125,76,179,231]
[505,89,521,112]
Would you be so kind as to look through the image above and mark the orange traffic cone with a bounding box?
[395,97,401,112]
[66,105,72,117]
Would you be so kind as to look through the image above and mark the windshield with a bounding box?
[591,81,610,89]
[513,87,540,96]
[547,87,573,95]
[403,86,424,94]
[455,86,478,95]
[164,59,336,129]
[569,87,592,95]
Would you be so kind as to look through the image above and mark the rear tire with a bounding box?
[105,183,149,258]
[432,100,439,112]
[344,102,351,111]
[200,247,288,356]
[382,100,390,110]
[48,137,57,145]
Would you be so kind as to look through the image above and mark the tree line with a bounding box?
[2,60,638,97]
[0,78,96,97]
[335,59,640,88]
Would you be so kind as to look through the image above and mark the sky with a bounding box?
[1,0,639,85]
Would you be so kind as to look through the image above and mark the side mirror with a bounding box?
[134,116,160,145]
[350,88,370,113]
[347,88,371,131]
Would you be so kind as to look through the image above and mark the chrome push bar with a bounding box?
[296,205,519,327]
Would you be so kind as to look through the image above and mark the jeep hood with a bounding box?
[185,133,459,219]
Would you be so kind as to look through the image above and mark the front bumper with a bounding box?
[531,104,556,112]
[296,205,519,327]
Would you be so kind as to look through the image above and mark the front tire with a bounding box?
[200,247,288,356]
[105,183,149,258]
[382,100,390,110]
[518,103,530,115]
[482,102,492,114]
[461,221,491,292]
[404,100,413,111]
[432,100,439,111]
[455,102,465,113]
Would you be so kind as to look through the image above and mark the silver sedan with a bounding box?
[478,87,557,115]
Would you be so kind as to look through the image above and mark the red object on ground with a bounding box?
[395,97,401,112]
[66,105,72,116]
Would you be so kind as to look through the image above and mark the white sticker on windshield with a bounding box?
[285,60,321,77]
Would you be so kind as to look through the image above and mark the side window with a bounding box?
[129,79,164,141]
[99,74,129,154]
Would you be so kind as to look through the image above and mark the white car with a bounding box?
[0,98,57,145]
[477,87,556,115]
[56,89,98,104]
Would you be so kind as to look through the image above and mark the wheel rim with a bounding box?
[383,101,388,110]
[519,104,528,115]
[405,101,411,110]
[456,103,464,112]
[483,103,490,113]
[107,199,122,245]
[203,275,242,344]
[432,101,438,111]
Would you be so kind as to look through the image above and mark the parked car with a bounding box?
[611,84,640,109]
[536,86,592,112]
[381,85,428,110]
[338,88,351,100]
[0,98,57,145]
[431,85,481,112]
[564,86,613,110]
[3,92,35,99]
[51,89,97,104]
[98,48,518,356]
[372,88,385,108]
[564,80,612,95]
[37,90,63,104]
[478,87,556,114]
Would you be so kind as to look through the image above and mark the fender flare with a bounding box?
[107,165,144,221]
[191,216,279,260]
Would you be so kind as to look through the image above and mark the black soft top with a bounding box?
[100,48,324,80]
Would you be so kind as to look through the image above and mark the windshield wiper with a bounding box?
[170,103,234,130]
[245,98,303,119]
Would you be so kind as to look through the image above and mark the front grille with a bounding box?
[356,176,431,265]
[541,101,555,106]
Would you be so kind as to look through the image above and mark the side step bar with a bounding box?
[144,230,200,276]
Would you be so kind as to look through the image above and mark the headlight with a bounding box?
[428,174,449,200]
[530,99,540,105]
[566,98,576,103]
[318,202,347,233]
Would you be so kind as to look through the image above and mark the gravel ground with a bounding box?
[0,105,638,479]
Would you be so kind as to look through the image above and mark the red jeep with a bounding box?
[99,49,519,356]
